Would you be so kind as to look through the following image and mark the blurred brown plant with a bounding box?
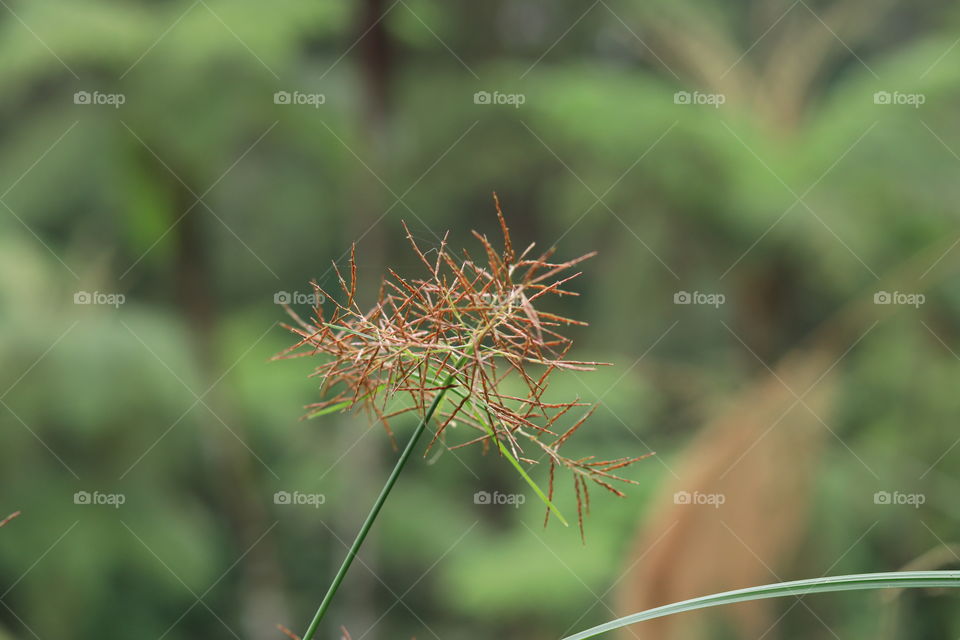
[276,195,649,534]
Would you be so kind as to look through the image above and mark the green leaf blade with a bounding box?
[562,571,960,640]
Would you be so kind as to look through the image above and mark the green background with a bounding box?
[1,1,959,638]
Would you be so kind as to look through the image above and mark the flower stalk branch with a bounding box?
[300,355,465,640]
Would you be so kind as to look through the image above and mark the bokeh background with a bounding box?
[2,1,960,638]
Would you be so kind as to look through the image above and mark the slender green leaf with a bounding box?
[454,387,569,527]
[489,430,568,527]
[421,366,571,526]
[305,400,353,418]
[305,384,387,418]
[563,571,960,640]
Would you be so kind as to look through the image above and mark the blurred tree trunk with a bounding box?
[162,159,291,639]
[326,1,396,638]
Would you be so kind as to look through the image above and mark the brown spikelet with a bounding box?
[574,475,585,543]
[544,460,556,527]
[276,195,648,534]
[0,511,20,528]
[276,624,301,640]
[492,192,514,265]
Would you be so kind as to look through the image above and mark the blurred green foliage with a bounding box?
[2,1,960,639]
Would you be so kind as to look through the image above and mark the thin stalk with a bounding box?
[301,356,466,640]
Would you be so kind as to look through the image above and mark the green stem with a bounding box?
[301,358,464,640]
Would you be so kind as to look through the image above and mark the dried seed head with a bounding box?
[277,196,649,535]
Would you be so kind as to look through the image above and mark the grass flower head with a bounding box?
[278,195,649,534]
